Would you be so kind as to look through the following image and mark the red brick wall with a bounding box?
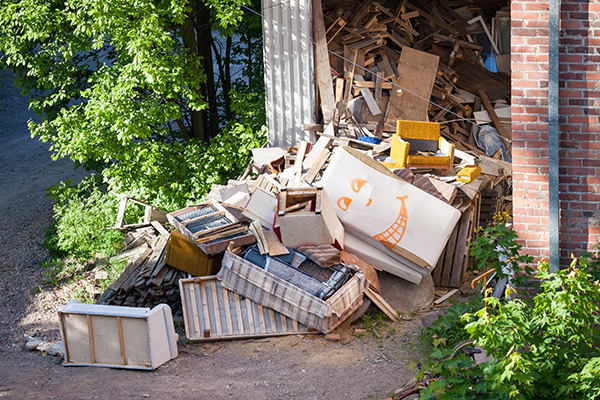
[511,0,600,265]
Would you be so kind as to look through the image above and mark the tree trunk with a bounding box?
[224,35,232,121]
[196,2,219,139]
[183,0,208,142]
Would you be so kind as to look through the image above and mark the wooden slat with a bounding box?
[222,287,234,335]
[200,280,211,338]
[117,317,126,366]
[180,277,314,341]
[188,282,202,338]
[441,221,460,287]
[87,315,96,364]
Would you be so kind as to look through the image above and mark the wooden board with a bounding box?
[387,47,439,122]
[179,276,315,341]
[313,0,336,123]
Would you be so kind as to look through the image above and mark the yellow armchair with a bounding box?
[390,120,455,175]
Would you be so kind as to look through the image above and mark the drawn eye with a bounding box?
[351,178,368,193]
[337,197,352,211]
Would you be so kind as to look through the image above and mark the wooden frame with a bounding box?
[179,276,317,341]
[58,300,178,370]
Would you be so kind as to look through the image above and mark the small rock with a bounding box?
[46,343,64,358]
[141,394,150,398]
[25,339,43,351]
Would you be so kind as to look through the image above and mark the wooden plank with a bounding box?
[434,288,459,305]
[353,75,381,115]
[313,0,336,124]
[150,220,169,236]
[433,246,445,286]
[387,47,439,122]
[246,298,256,335]
[365,288,397,321]
[232,292,243,334]
[256,304,267,333]
[353,80,393,90]
[211,280,223,337]
[188,281,202,339]
[117,317,126,366]
[264,229,290,257]
[304,148,331,184]
[87,315,96,364]
[451,206,474,288]
[114,196,128,228]
[200,280,211,338]
[478,89,511,149]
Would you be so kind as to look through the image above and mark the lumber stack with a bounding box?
[316,0,511,160]
[97,232,185,318]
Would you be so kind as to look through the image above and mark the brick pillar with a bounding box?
[512,0,600,265]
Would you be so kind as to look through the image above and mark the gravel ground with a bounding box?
[0,69,437,400]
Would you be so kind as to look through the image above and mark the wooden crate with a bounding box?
[179,276,316,341]
[58,300,178,370]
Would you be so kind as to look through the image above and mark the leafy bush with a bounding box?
[466,260,600,400]
[470,212,534,289]
[580,242,600,281]
[46,175,127,260]
[419,259,600,400]
[422,295,484,350]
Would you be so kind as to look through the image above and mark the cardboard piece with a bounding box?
[320,146,461,271]
[58,300,178,370]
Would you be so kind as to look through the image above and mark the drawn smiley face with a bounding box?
[337,178,372,211]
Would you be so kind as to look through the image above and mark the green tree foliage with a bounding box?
[1,0,267,259]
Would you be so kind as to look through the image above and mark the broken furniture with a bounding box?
[112,194,168,230]
[217,246,368,334]
[242,244,353,300]
[390,120,455,175]
[58,300,178,370]
[165,230,223,277]
[167,200,255,255]
[276,186,345,248]
[179,276,316,341]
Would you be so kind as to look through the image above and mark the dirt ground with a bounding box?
[0,69,447,400]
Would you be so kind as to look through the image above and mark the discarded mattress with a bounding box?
[320,146,461,271]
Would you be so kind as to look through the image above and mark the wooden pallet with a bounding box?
[179,276,315,341]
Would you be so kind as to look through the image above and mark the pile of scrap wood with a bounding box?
[94,123,509,343]
[311,0,511,161]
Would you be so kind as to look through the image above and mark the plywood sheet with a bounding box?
[387,47,440,122]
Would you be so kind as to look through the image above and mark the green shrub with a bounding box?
[466,260,600,400]
[422,295,484,350]
[469,212,534,290]
[46,175,127,260]
[419,259,600,400]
